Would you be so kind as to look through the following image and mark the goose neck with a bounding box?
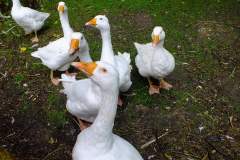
[91,83,119,140]
[79,43,92,62]
[59,11,73,38]
[100,29,115,65]
[12,0,21,8]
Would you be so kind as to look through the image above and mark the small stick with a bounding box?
[0,12,11,19]
[205,137,234,160]
[42,146,65,160]
[72,117,81,128]
[229,116,234,128]
[0,26,16,35]
[141,132,168,149]
[169,150,201,159]
[229,67,236,78]
[27,73,41,77]
[0,72,7,80]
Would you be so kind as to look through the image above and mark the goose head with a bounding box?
[85,15,110,31]
[57,1,67,14]
[69,32,88,54]
[152,26,165,47]
[71,61,119,90]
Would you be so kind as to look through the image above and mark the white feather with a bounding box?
[31,38,79,71]
[11,0,49,34]
[61,74,101,122]
[134,27,175,80]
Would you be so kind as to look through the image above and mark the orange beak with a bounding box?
[152,35,160,47]
[58,5,64,13]
[69,39,80,55]
[71,62,97,76]
[85,18,97,26]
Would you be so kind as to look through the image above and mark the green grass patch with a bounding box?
[14,73,25,86]
[47,109,68,127]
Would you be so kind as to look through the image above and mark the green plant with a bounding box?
[47,110,68,127]
[14,73,25,86]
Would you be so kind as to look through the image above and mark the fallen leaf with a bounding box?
[20,47,27,53]
[164,153,172,160]
[11,117,15,124]
[201,153,208,160]
[48,137,56,144]
[229,116,234,127]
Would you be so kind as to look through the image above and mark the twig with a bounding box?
[27,74,41,77]
[121,92,136,96]
[169,150,201,160]
[0,72,7,80]
[229,67,236,79]
[141,132,168,149]
[186,92,198,102]
[0,12,11,19]
[72,117,81,128]
[205,137,234,160]
[0,26,16,35]
[5,132,16,138]
[42,145,65,160]
[229,116,234,128]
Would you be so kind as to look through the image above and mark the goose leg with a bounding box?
[50,70,60,86]
[31,31,39,43]
[159,79,173,90]
[118,97,123,107]
[78,119,91,131]
[148,78,160,95]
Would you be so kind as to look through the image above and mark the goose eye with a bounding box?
[99,18,103,20]
[81,37,83,40]
[101,68,107,73]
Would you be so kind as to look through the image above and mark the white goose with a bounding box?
[31,33,86,85]
[135,26,175,95]
[57,1,92,62]
[11,0,50,43]
[57,1,73,38]
[31,2,91,85]
[85,15,132,98]
[60,70,101,130]
[71,61,143,160]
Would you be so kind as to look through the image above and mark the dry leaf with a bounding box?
[20,47,27,53]
[201,153,208,160]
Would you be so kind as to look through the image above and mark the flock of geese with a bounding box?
[10,0,175,159]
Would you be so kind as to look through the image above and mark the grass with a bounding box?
[47,109,68,127]
[0,0,240,159]
[14,73,25,86]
